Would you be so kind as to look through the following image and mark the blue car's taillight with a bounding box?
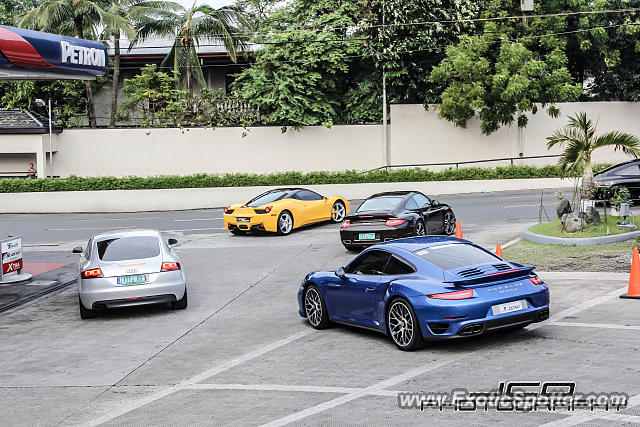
[428,289,474,300]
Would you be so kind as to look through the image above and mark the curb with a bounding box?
[522,229,640,246]
[0,178,569,214]
[0,278,76,315]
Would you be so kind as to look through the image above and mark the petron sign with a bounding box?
[1,236,23,278]
[0,25,108,80]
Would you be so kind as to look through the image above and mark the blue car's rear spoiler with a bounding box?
[443,265,536,286]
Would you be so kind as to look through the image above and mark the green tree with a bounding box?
[547,111,640,189]
[0,0,39,25]
[19,0,133,128]
[119,64,183,126]
[136,1,247,92]
[101,0,180,127]
[430,32,582,135]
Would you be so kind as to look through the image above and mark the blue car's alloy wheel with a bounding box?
[388,299,422,351]
[304,285,331,329]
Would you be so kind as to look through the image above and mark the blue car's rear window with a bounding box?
[413,243,500,270]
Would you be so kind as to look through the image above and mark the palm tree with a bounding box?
[547,111,640,190]
[102,0,181,127]
[19,0,134,128]
[136,1,246,92]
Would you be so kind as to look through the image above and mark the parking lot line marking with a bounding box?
[77,217,164,222]
[527,285,629,332]
[263,285,631,427]
[539,393,640,426]
[260,353,471,427]
[184,383,401,397]
[83,330,312,427]
[552,321,640,331]
[160,227,226,232]
[47,226,136,231]
[174,218,222,222]
[502,203,541,208]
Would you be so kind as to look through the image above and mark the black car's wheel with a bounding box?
[414,220,426,236]
[79,297,96,319]
[304,285,331,329]
[443,210,456,235]
[331,201,347,223]
[387,298,422,351]
[276,210,294,235]
[171,288,188,309]
[230,229,246,236]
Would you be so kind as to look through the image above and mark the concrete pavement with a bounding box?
[1,220,638,426]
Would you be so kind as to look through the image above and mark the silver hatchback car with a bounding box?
[73,229,187,319]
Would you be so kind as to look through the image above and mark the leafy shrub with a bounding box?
[0,164,590,193]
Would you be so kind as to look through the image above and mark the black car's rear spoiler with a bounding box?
[443,265,536,286]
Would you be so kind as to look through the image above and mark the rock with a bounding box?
[580,207,600,225]
[561,212,585,233]
[557,198,571,218]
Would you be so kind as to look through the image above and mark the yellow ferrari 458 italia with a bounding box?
[223,188,350,235]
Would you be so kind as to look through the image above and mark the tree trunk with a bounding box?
[582,155,594,196]
[185,44,192,93]
[109,34,120,128]
[75,19,97,128]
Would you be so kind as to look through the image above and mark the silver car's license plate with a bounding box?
[117,274,148,286]
[491,299,527,315]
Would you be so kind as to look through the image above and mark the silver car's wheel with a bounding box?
[414,220,426,236]
[331,201,346,222]
[304,285,330,329]
[388,299,421,350]
[444,211,456,235]
[277,211,294,235]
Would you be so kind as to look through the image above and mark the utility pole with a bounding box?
[381,0,389,169]
[48,98,53,179]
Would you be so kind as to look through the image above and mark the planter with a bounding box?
[611,203,630,218]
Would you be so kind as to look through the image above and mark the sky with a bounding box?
[172,0,236,8]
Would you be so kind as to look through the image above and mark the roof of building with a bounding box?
[109,37,257,58]
[0,109,63,134]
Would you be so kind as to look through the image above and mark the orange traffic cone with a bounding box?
[621,246,640,299]
[496,243,503,258]
[455,221,463,239]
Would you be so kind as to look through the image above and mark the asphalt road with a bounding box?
[1,215,638,426]
[0,188,571,245]
[6,186,640,426]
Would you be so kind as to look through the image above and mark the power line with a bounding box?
[103,7,640,42]
[111,21,640,70]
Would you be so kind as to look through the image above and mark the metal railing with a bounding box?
[367,154,562,172]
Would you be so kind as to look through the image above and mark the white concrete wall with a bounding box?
[52,125,384,177]
[2,102,640,179]
[0,178,567,213]
[390,102,637,169]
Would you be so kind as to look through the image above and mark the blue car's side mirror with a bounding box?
[335,267,346,278]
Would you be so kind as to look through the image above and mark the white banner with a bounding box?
[1,236,23,275]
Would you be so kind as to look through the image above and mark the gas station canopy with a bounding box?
[0,25,108,81]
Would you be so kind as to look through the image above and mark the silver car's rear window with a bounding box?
[413,243,500,270]
[96,236,160,261]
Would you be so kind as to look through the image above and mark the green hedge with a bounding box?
[0,165,605,193]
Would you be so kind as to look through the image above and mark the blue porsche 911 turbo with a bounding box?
[297,236,550,350]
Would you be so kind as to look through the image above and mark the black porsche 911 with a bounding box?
[339,191,456,251]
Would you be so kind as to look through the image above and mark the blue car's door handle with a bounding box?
[365,286,376,293]
[327,283,342,288]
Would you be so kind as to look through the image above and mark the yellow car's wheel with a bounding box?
[331,201,347,223]
[276,210,294,235]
